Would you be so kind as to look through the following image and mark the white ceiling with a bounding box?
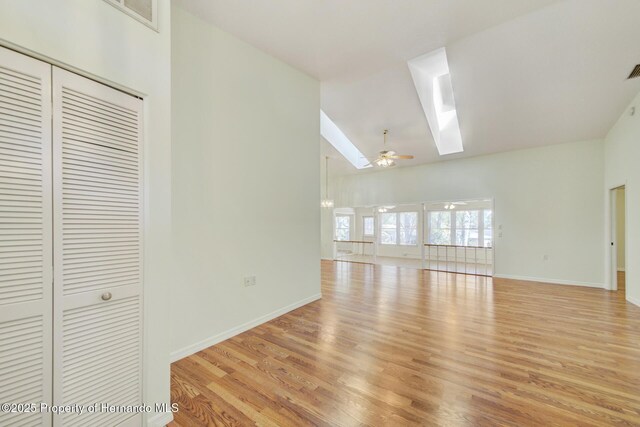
[178,0,640,175]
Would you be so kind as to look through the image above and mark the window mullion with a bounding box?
[426,212,430,246]
[450,211,456,246]
[479,209,484,247]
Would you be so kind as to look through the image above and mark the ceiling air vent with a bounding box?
[628,64,640,80]
[104,0,157,30]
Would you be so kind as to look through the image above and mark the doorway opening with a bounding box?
[610,186,626,292]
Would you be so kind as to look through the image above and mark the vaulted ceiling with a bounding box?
[178,0,640,174]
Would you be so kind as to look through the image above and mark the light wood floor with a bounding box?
[169,260,640,426]
[336,254,424,269]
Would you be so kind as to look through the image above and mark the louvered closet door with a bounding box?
[52,67,143,427]
[0,46,52,427]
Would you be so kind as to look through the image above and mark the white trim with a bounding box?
[493,274,604,289]
[618,268,626,272]
[627,295,640,308]
[147,412,173,427]
[170,294,322,362]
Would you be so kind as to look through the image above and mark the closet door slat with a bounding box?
[53,66,143,427]
[0,46,52,427]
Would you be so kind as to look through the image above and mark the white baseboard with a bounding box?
[170,293,322,362]
[493,274,604,289]
[618,268,626,272]
[147,412,173,427]
[627,295,640,307]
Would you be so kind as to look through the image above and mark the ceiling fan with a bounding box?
[367,130,414,168]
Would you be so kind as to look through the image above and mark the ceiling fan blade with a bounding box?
[388,155,414,160]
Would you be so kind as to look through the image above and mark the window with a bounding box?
[428,209,493,247]
[380,212,418,245]
[455,210,479,246]
[335,215,350,241]
[428,211,452,245]
[321,111,371,169]
[483,210,493,247]
[380,213,397,245]
[399,212,418,245]
[363,216,375,237]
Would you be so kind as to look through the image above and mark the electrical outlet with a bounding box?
[244,276,256,287]
[543,254,549,261]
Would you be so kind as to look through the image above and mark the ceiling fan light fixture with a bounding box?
[372,131,411,168]
[375,157,396,168]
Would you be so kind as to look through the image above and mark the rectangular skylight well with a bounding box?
[320,110,372,169]
[408,48,464,155]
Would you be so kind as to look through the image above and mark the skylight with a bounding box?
[408,48,463,155]
[320,111,372,169]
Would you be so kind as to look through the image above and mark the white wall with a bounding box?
[0,1,173,425]
[325,139,605,287]
[170,6,321,359]
[605,91,640,305]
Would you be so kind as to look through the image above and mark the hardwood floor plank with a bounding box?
[170,261,640,426]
